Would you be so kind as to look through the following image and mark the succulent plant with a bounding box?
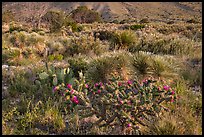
[53,72,177,133]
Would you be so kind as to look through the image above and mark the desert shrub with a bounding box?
[9,23,27,33]
[47,41,66,55]
[3,48,21,60]
[111,19,120,24]
[70,6,102,23]
[132,52,152,78]
[21,48,33,58]
[66,21,84,32]
[2,10,16,23]
[180,64,202,87]
[67,57,89,78]
[94,30,116,41]
[85,51,132,83]
[143,108,201,135]
[2,98,66,135]
[166,21,174,24]
[131,51,180,79]
[186,18,199,24]
[48,54,64,62]
[57,37,71,47]
[120,19,128,24]
[43,10,66,33]
[110,30,137,50]
[26,32,45,47]
[66,36,107,56]
[131,33,195,55]
[129,24,145,30]
[139,18,149,23]
[38,31,46,35]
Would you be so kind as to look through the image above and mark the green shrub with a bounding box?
[85,51,132,83]
[43,10,66,33]
[132,52,151,77]
[111,19,119,24]
[94,30,116,41]
[139,18,149,23]
[186,19,199,24]
[111,30,136,50]
[48,54,64,62]
[129,24,145,30]
[66,36,106,56]
[70,6,102,23]
[66,21,83,32]
[67,57,88,78]
[2,10,15,23]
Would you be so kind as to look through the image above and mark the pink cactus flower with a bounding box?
[119,100,123,104]
[85,84,89,88]
[99,82,103,87]
[67,84,72,89]
[95,83,99,87]
[171,91,175,95]
[163,85,170,91]
[127,123,131,128]
[53,86,59,92]
[127,80,133,85]
[142,79,147,83]
[74,100,79,104]
[118,82,122,86]
[72,96,77,100]
[71,96,79,104]
[97,90,101,94]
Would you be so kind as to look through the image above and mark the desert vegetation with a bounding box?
[2,4,202,135]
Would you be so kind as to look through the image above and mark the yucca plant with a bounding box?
[85,51,132,83]
[132,52,152,77]
[111,30,136,50]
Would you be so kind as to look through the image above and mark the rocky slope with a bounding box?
[2,2,202,22]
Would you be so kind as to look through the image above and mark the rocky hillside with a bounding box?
[2,2,202,22]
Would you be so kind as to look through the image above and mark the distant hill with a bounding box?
[2,2,202,23]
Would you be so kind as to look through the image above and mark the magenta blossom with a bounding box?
[74,100,79,104]
[53,86,59,92]
[142,79,147,82]
[163,85,170,91]
[67,84,72,89]
[71,96,79,104]
[127,80,133,85]
[99,82,103,87]
[127,123,131,128]
[85,84,89,88]
[95,83,99,87]
[97,90,101,94]
[118,82,122,86]
[119,100,123,104]
[171,91,175,95]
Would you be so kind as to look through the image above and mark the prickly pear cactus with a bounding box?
[36,65,76,88]
[53,72,177,133]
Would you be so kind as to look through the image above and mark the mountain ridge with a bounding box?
[2,2,202,23]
